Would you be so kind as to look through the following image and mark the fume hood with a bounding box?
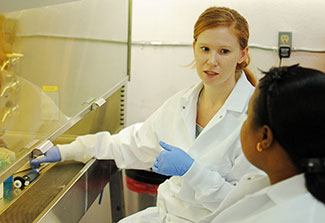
[0,0,131,221]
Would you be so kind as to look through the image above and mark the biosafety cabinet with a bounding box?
[0,0,131,222]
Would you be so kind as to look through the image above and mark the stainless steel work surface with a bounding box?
[0,162,83,222]
[0,159,120,222]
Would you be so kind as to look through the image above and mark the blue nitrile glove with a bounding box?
[30,146,62,169]
[152,141,194,176]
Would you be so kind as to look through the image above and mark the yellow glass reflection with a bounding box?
[0,0,129,177]
[0,15,68,170]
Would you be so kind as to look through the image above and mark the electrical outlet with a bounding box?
[278,32,292,48]
[278,32,292,59]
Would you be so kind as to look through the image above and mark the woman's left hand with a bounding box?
[152,141,194,176]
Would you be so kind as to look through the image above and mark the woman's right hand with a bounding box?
[152,141,194,176]
[30,146,62,169]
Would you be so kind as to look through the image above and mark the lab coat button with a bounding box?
[182,106,186,109]
[219,115,223,119]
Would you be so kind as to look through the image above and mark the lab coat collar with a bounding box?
[181,82,203,101]
[223,72,254,113]
[180,72,254,114]
[263,174,308,205]
[178,73,254,139]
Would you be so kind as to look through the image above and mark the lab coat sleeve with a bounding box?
[58,121,161,169]
[180,160,234,210]
[56,92,181,169]
[180,152,261,211]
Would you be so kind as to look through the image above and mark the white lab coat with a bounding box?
[58,73,259,222]
[200,174,325,223]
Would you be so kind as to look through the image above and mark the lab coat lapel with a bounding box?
[180,82,203,142]
[195,72,254,142]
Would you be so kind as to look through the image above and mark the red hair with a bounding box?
[194,7,255,86]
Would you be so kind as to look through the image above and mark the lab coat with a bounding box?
[58,73,259,222]
[200,174,325,223]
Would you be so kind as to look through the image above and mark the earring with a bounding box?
[256,142,263,152]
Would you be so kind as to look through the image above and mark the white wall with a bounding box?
[126,0,325,125]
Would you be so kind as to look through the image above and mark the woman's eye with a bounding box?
[200,47,209,52]
[220,49,230,54]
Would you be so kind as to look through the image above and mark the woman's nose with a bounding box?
[207,52,218,66]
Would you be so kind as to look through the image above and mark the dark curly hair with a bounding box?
[253,64,325,204]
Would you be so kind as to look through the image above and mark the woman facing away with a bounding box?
[200,65,325,223]
[31,7,260,223]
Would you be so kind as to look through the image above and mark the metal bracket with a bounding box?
[31,140,54,158]
[90,97,106,111]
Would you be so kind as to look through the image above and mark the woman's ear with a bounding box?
[238,46,248,64]
[192,40,196,52]
[260,125,274,150]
